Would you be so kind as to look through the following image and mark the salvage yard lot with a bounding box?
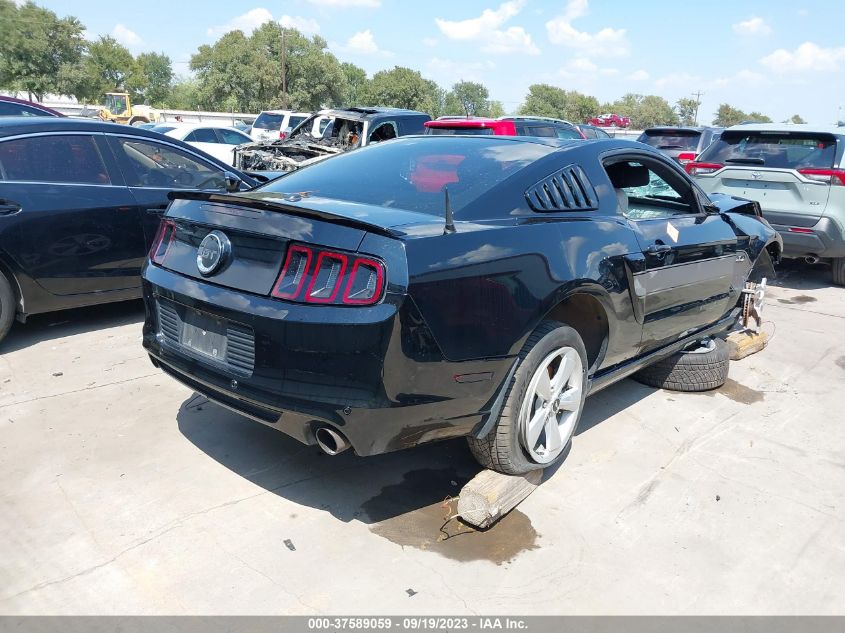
[1,263,843,615]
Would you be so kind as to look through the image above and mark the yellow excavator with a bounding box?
[96,92,161,125]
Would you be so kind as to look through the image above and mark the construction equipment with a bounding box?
[96,92,160,126]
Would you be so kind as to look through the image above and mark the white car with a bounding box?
[153,124,252,166]
[250,110,310,142]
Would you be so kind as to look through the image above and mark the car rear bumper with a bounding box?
[142,264,513,456]
[769,216,845,259]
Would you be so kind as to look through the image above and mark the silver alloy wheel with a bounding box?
[518,346,584,464]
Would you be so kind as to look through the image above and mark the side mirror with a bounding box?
[224,171,243,193]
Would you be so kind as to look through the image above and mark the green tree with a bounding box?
[747,111,772,123]
[444,81,490,116]
[676,97,699,126]
[363,66,440,113]
[134,52,173,106]
[488,100,505,118]
[518,84,599,123]
[191,24,344,112]
[0,0,85,101]
[340,62,368,107]
[788,114,807,124]
[166,79,202,110]
[59,36,138,103]
[713,103,748,127]
[606,93,678,128]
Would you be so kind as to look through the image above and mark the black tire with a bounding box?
[633,337,729,392]
[832,257,845,286]
[468,321,588,475]
[0,271,15,344]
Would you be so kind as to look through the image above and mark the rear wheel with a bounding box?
[633,337,729,392]
[0,271,15,344]
[832,257,845,286]
[468,321,588,475]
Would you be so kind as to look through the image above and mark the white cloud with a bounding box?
[732,16,771,36]
[761,42,845,73]
[546,0,628,57]
[207,8,274,37]
[567,57,597,72]
[435,1,539,55]
[483,26,539,55]
[112,24,142,48]
[558,57,617,78]
[336,29,392,56]
[307,0,380,6]
[629,69,649,81]
[654,71,702,90]
[279,15,320,34]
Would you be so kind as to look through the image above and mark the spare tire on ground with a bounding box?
[633,337,729,392]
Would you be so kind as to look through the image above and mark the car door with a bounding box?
[105,134,229,248]
[0,132,145,296]
[603,153,739,352]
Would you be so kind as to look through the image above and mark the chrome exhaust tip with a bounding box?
[315,426,350,455]
[805,255,820,264]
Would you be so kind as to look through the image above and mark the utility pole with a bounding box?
[691,90,704,126]
[280,29,287,109]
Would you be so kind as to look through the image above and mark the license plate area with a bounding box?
[181,310,228,361]
[156,297,255,376]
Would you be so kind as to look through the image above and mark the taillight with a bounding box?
[149,220,176,265]
[787,227,815,234]
[798,168,845,186]
[685,161,723,176]
[271,244,385,306]
[677,151,697,164]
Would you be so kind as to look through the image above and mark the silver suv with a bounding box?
[688,124,845,285]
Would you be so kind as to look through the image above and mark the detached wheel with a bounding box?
[468,321,588,475]
[0,271,15,344]
[832,257,845,286]
[633,337,729,392]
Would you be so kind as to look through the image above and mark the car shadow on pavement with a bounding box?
[770,259,832,291]
[0,299,144,354]
[176,377,654,525]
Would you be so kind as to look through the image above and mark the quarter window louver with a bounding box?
[525,165,598,212]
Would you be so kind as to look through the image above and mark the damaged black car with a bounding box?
[142,135,780,474]
[232,107,431,173]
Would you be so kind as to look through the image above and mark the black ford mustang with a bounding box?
[142,135,781,474]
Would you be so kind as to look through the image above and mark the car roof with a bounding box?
[724,123,845,136]
[401,133,650,152]
[0,116,255,180]
[0,95,65,116]
[425,118,508,127]
[319,107,429,121]
[163,123,248,133]
[643,126,721,133]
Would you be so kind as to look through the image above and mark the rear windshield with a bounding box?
[639,130,701,151]
[254,113,286,130]
[426,126,495,135]
[698,132,837,169]
[257,137,555,216]
[150,125,176,134]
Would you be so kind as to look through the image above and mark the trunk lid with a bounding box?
[692,129,839,226]
[155,192,427,295]
[695,167,832,226]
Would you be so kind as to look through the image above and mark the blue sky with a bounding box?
[34,0,845,124]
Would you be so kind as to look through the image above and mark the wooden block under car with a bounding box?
[457,468,543,529]
[726,329,770,361]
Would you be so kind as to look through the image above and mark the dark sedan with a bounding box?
[0,96,65,118]
[0,118,257,343]
[142,135,780,474]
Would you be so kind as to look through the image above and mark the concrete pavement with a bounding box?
[1,262,843,614]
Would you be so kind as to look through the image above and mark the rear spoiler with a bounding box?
[167,191,397,238]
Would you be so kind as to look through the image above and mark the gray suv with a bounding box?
[688,124,845,285]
